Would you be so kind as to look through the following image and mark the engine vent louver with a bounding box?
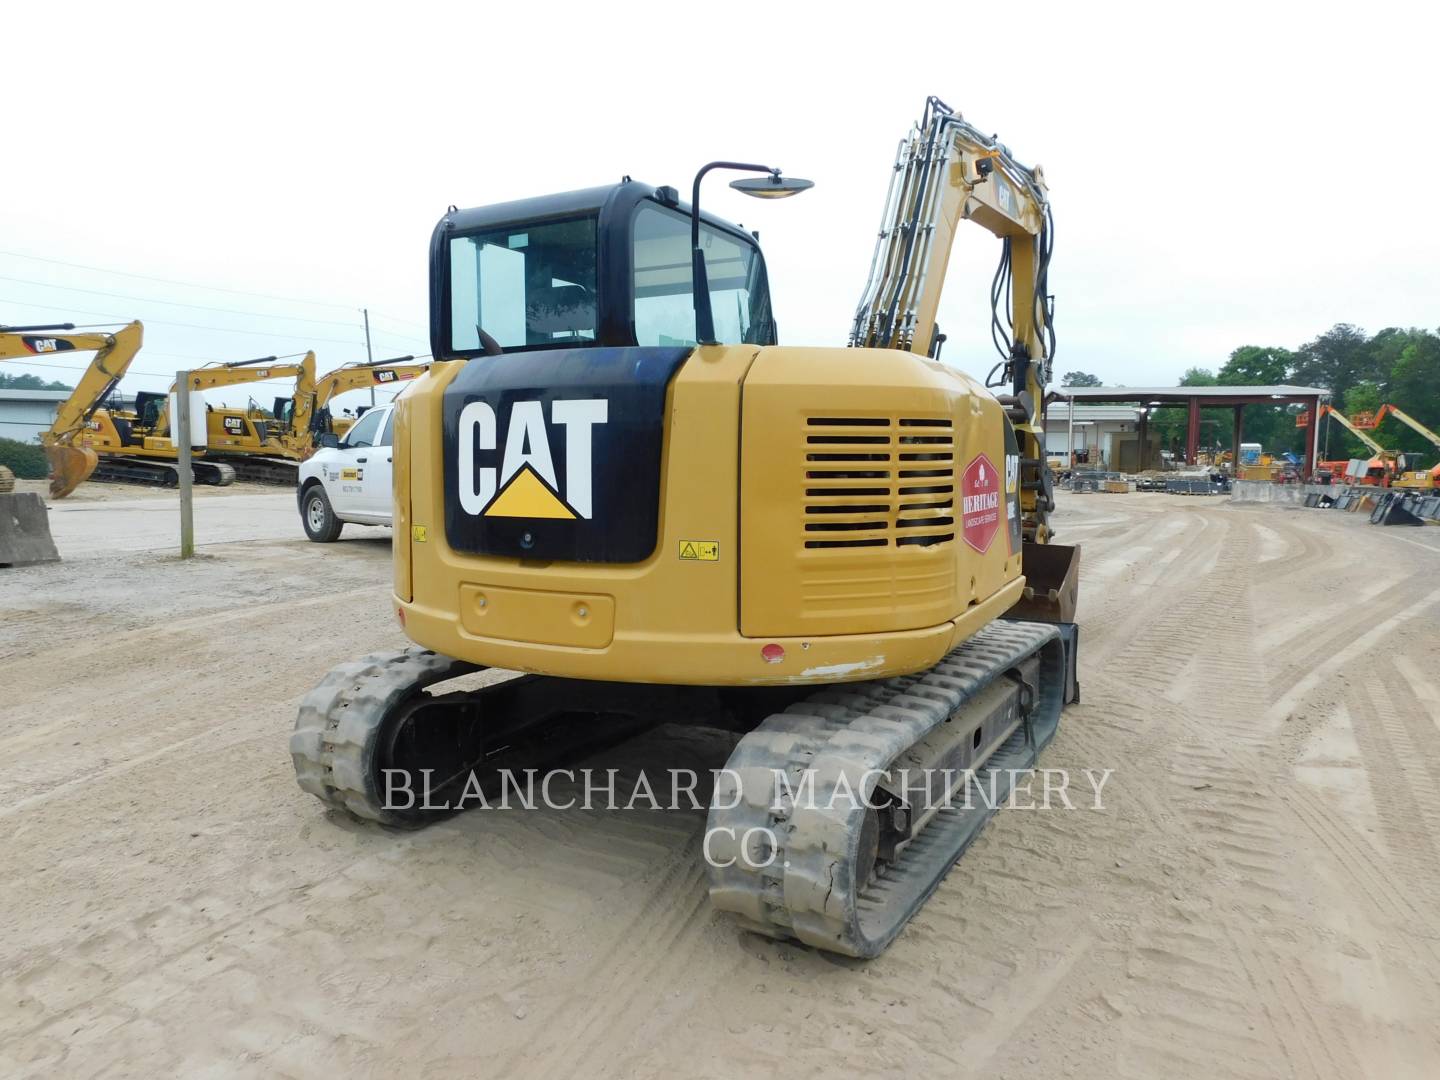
[803,417,956,549]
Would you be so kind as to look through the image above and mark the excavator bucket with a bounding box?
[1010,541,1082,623]
[45,444,98,499]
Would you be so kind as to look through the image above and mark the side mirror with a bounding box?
[317,432,341,449]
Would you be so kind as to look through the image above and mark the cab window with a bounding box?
[449,216,598,353]
[632,204,774,347]
[342,408,386,449]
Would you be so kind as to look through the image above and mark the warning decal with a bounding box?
[679,540,719,561]
[961,453,1001,554]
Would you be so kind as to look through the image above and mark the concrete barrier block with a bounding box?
[0,492,61,567]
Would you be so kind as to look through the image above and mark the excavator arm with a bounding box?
[157,351,316,438]
[851,97,1057,540]
[302,356,428,455]
[314,356,426,411]
[177,352,313,395]
[0,320,145,496]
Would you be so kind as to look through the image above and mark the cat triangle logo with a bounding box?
[483,464,577,520]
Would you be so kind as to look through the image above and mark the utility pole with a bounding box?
[363,308,375,408]
[176,371,194,559]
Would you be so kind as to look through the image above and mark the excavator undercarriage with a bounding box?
[293,618,1077,956]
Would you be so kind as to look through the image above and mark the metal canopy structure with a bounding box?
[1050,384,1331,477]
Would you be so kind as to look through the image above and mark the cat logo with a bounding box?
[223,416,246,435]
[456,399,608,520]
[22,337,67,353]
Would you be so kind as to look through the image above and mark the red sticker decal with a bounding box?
[961,453,1001,553]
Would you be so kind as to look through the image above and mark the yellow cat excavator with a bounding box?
[0,320,145,496]
[184,351,316,483]
[293,97,1080,958]
[308,356,429,442]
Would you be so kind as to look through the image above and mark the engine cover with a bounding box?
[441,346,691,562]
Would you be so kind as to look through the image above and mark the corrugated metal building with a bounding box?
[0,389,70,444]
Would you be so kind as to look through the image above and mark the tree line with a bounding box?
[0,372,73,392]
[1061,324,1440,465]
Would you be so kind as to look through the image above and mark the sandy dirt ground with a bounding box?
[3,487,1440,1078]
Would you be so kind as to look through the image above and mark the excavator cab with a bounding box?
[430,181,775,355]
[135,391,167,432]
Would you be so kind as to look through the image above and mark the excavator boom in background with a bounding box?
[293,99,1080,958]
[113,351,318,485]
[0,320,145,496]
[174,351,316,483]
[307,356,429,444]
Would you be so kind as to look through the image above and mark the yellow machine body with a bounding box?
[77,410,182,456]
[394,344,1024,686]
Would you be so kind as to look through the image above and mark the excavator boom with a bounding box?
[0,320,145,496]
[315,356,427,409]
[850,97,1057,546]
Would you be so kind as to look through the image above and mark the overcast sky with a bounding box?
[4,1,1435,408]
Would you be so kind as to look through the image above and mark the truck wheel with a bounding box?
[302,484,344,542]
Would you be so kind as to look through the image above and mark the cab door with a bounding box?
[356,407,394,518]
[330,407,386,517]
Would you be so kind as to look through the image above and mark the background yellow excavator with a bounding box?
[293,97,1079,958]
[308,356,429,442]
[178,352,315,482]
[0,320,145,496]
[108,352,317,484]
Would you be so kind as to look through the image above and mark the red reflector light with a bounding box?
[396,606,407,628]
[761,643,785,664]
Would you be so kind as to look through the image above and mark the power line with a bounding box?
[368,309,430,333]
[0,273,381,331]
[1,355,287,382]
[0,248,363,312]
[0,296,372,345]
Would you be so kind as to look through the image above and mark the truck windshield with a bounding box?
[449,216,598,352]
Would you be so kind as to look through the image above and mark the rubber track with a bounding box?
[707,618,1064,958]
[90,458,236,487]
[212,455,298,486]
[290,648,479,826]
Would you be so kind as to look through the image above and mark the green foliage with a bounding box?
[1061,371,1103,387]
[1345,380,1382,416]
[1291,324,1376,405]
[0,372,72,391]
[1162,324,1440,467]
[0,437,49,479]
[1219,346,1292,386]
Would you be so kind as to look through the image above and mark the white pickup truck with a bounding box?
[296,404,394,542]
